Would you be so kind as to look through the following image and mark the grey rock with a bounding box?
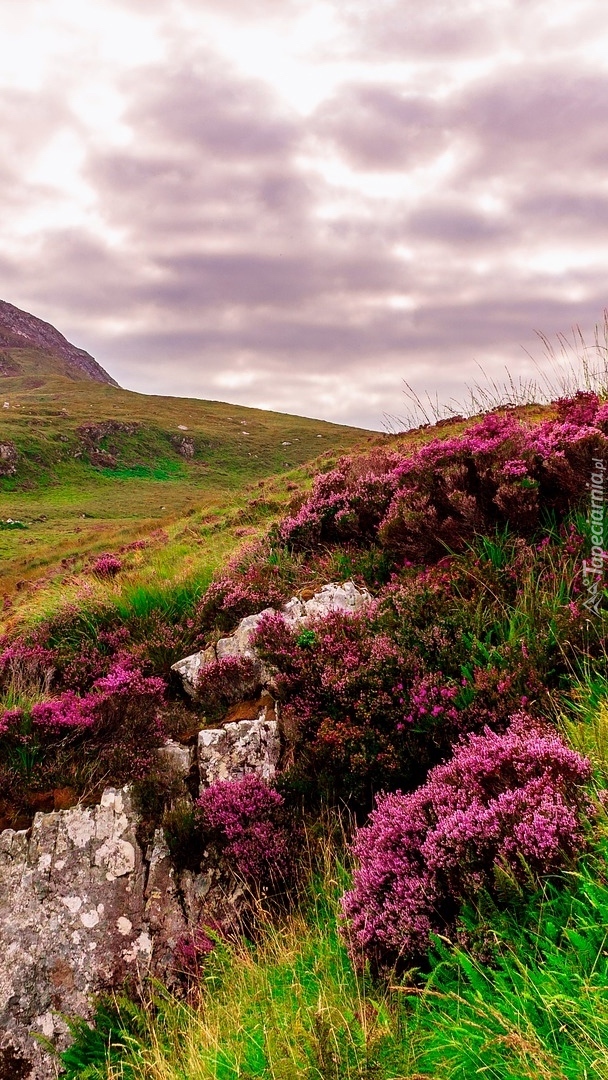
[0,441,18,477]
[171,583,371,700]
[155,740,194,778]
[0,789,176,1077]
[198,714,281,786]
[171,644,216,698]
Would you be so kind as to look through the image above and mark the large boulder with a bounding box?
[198,712,281,786]
[0,788,184,1078]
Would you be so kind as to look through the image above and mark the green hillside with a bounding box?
[0,348,373,618]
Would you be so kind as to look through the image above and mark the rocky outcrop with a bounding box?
[0,721,284,1075]
[0,789,153,1077]
[199,714,281,785]
[171,434,196,458]
[0,441,17,477]
[172,581,371,699]
[0,299,119,386]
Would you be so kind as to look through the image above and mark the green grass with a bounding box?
[60,827,608,1080]
[0,358,375,630]
[0,353,374,613]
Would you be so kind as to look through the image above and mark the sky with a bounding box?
[1,0,607,430]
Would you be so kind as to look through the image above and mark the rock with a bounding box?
[216,609,274,661]
[198,713,281,786]
[0,788,178,1077]
[283,580,371,623]
[0,695,286,1072]
[0,441,17,477]
[171,584,371,701]
[143,832,188,981]
[172,645,216,698]
[171,435,196,458]
[155,740,194,779]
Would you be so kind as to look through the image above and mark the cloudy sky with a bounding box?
[0,0,607,429]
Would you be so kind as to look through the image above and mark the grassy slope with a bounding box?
[52,393,608,1080]
[0,349,373,625]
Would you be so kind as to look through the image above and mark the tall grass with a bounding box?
[388,312,608,432]
[61,822,608,1080]
[62,845,406,1080]
[409,848,608,1080]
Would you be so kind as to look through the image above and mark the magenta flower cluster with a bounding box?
[278,392,608,562]
[0,661,166,786]
[197,774,292,885]
[174,926,216,977]
[341,716,592,968]
[91,553,122,578]
[18,663,166,734]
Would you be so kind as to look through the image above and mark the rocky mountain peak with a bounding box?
[0,299,119,386]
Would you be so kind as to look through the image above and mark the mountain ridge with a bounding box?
[0,299,119,387]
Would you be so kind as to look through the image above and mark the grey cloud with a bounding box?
[340,0,503,60]
[456,69,608,179]
[314,85,447,169]
[405,202,509,246]
[124,64,297,158]
[2,1,608,430]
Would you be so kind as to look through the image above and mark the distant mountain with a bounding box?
[0,300,119,386]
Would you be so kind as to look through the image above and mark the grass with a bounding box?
[0,352,374,613]
[60,825,608,1080]
[385,315,608,432]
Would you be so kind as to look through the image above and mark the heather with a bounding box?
[197,774,295,888]
[278,391,608,562]
[341,717,592,969]
[0,660,166,806]
[253,520,601,804]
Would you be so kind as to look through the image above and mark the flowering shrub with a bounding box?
[341,717,592,969]
[195,656,261,721]
[278,393,608,563]
[196,774,293,886]
[0,642,55,697]
[91,553,122,578]
[31,691,97,732]
[195,541,296,634]
[0,661,166,793]
[174,926,216,978]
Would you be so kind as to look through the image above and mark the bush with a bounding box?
[196,774,293,888]
[279,393,608,564]
[0,661,167,798]
[341,716,592,969]
[91,553,122,578]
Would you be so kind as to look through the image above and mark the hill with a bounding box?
[0,299,119,385]
[1,385,608,1079]
[0,303,373,615]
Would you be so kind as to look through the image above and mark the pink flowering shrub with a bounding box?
[278,393,608,563]
[196,775,293,886]
[253,608,423,800]
[91,553,122,578]
[0,661,166,794]
[195,541,296,634]
[31,691,97,732]
[174,926,216,978]
[0,642,55,697]
[195,656,261,721]
[341,717,592,969]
